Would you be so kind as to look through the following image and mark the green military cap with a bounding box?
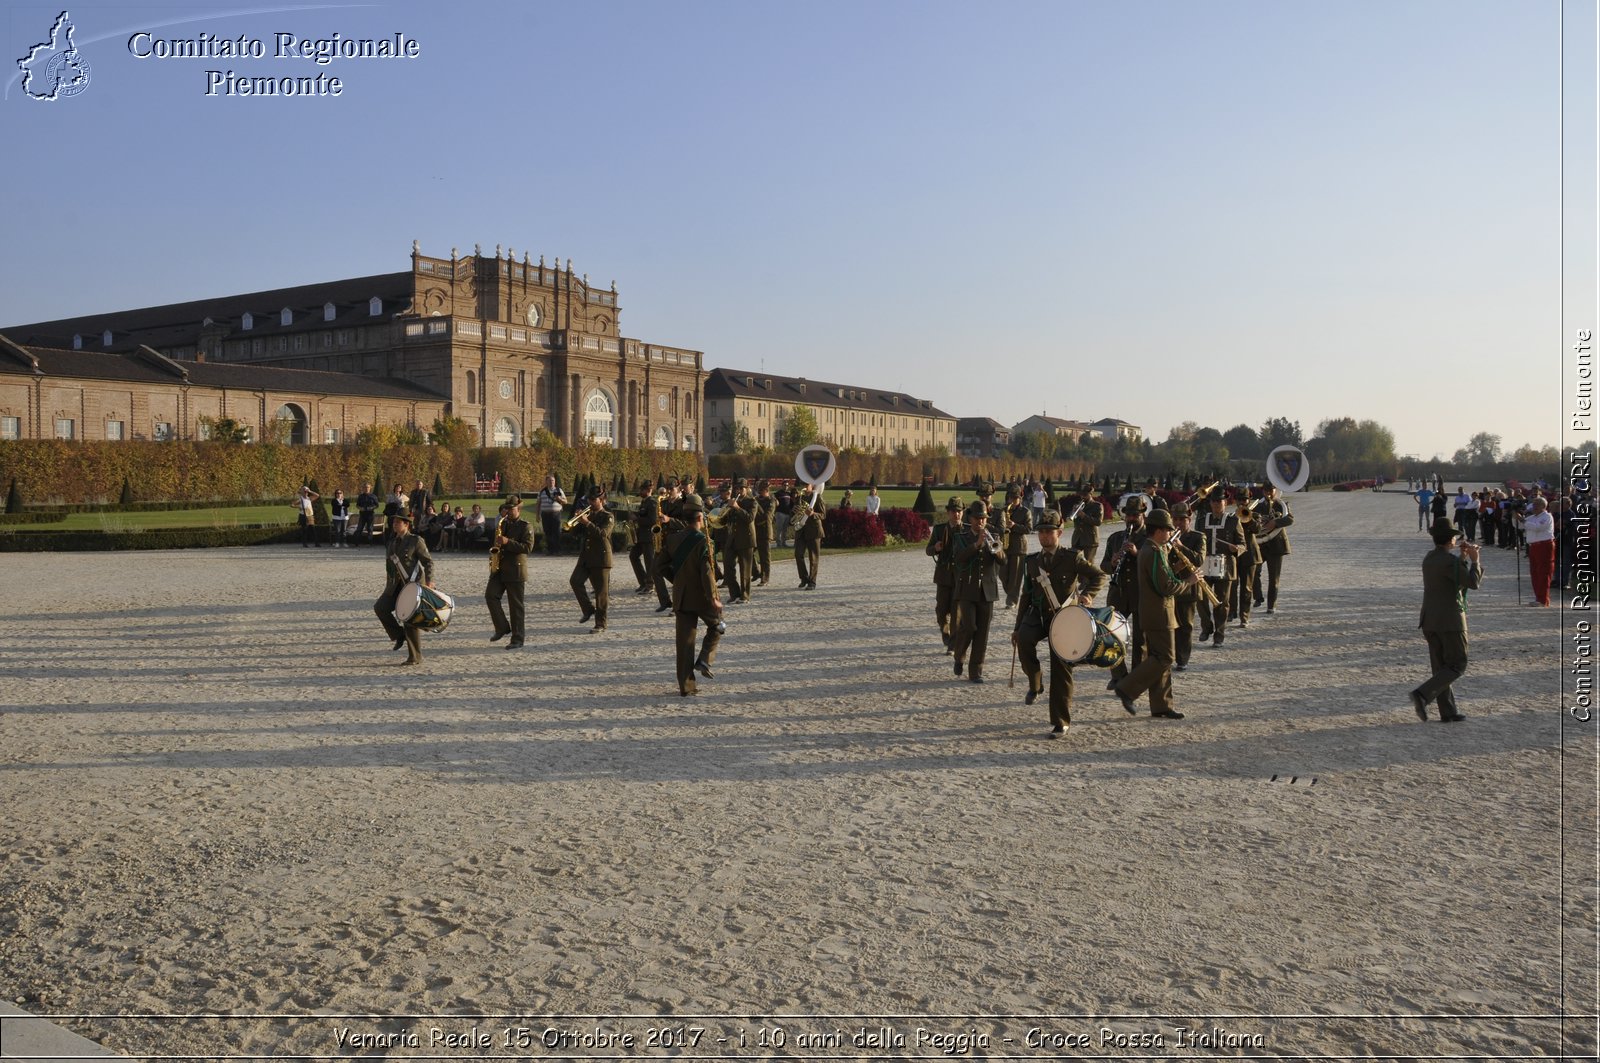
[1035,510,1062,529]
[965,501,987,520]
[1168,502,1189,519]
[946,496,964,511]
[1146,509,1175,530]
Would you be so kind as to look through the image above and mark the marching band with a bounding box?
[374,465,1297,733]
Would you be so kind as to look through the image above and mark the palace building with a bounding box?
[703,368,956,454]
[1,242,706,450]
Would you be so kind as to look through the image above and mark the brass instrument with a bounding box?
[487,516,502,574]
[1166,537,1221,608]
[563,509,590,532]
[1182,480,1222,509]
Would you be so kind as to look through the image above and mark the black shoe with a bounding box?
[1440,711,1466,723]
[490,630,509,642]
[392,637,406,651]
[1151,709,1185,719]
[1115,686,1137,715]
[579,610,594,625]
[1199,628,1213,642]
[1049,725,1066,739]
[1265,608,1276,615]
[969,675,984,684]
[507,639,523,649]
[655,602,672,613]
[1175,662,1187,672]
[590,625,606,634]
[1025,686,1039,706]
[1213,634,1223,647]
[1238,617,1249,628]
[1105,677,1118,691]
[805,582,816,590]
[695,661,713,679]
[954,658,964,677]
[1410,690,1429,722]
[635,585,650,595]
[799,581,809,589]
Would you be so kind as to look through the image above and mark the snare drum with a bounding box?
[1047,604,1129,669]
[1203,554,1229,580]
[393,582,456,632]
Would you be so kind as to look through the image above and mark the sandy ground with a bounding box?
[0,488,1594,1061]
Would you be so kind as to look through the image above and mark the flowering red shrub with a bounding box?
[822,507,887,547]
[878,507,930,543]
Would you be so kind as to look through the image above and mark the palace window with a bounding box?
[466,371,477,405]
[324,302,336,322]
[492,416,518,447]
[0,416,19,440]
[280,308,293,326]
[153,421,172,441]
[583,390,615,445]
[55,418,75,440]
[324,427,341,444]
[369,297,383,316]
[105,420,124,441]
[654,425,673,449]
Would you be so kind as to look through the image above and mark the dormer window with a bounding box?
[101,330,112,347]
[72,334,82,349]
[280,308,293,326]
[369,297,383,316]
[323,302,336,322]
[242,313,254,331]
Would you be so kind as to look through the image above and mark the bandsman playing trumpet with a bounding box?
[1113,508,1197,719]
[486,496,533,648]
[1011,510,1104,737]
[951,501,1005,683]
[568,487,614,633]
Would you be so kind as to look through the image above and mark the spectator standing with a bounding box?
[864,486,881,517]
[774,485,795,547]
[383,483,408,546]
[296,486,320,548]
[409,479,430,530]
[1523,496,1555,606]
[1452,487,1473,542]
[1030,481,1047,526]
[1429,490,1448,530]
[355,482,379,545]
[1414,484,1435,531]
[538,474,568,555]
[328,489,350,547]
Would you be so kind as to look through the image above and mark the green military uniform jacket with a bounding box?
[576,508,614,568]
[1014,547,1104,631]
[1135,539,1184,631]
[494,516,533,582]
[671,531,721,615]
[385,532,435,589]
[1420,547,1481,632]
[953,527,1004,602]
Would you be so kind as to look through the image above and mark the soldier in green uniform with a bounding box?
[628,486,661,595]
[1100,499,1148,690]
[1254,485,1295,614]
[1196,492,1243,645]
[486,495,534,648]
[373,512,435,666]
[1011,510,1105,737]
[1410,520,1482,722]
[568,487,614,633]
[925,496,964,652]
[754,481,775,587]
[793,481,826,589]
[950,501,1005,683]
[723,488,757,603]
[669,497,723,696]
[1002,486,1033,609]
[1113,509,1196,719]
[1167,502,1208,671]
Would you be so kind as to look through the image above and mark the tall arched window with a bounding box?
[465,370,477,405]
[492,417,518,447]
[582,389,615,444]
[654,426,673,449]
[681,432,695,451]
[274,403,308,445]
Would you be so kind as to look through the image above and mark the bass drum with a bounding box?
[393,582,456,632]
[1047,604,1129,669]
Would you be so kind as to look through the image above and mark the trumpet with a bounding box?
[1166,538,1221,608]
[563,509,590,531]
[1183,480,1222,509]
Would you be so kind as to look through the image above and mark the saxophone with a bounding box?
[488,516,502,574]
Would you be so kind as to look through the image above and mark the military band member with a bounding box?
[1411,519,1481,722]
[1197,492,1243,645]
[1003,488,1032,609]
[950,501,1005,683]
[754,482,775,586]
[629,487,662,595]
[373,512,435,666]
[724,491,757,603]
[669,497,723,696]
[1168,503,1207,670]
[1070,493,1103,557]
[793,482,826,589]
[651,484,686,613]
[925,496,965,651]
[1113,509,1195,719]
[1232,491,1263,627]
[1254,485,1295,614]
[1100,499,1148,688]
[1012,510,1105,737]
[486,496,534,648]
[569,488,614,633]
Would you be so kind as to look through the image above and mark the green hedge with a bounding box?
[0,511,66,525]
[0,439,702,507]
[0,526,302,552]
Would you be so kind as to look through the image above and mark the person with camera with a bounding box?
[1409,519,1482,722]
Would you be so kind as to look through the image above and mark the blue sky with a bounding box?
[3,0,1590,462]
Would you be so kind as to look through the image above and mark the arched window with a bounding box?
[582,389,615,445]
[274,403,308,445]
[654,426,673,450]
[280,307,293,326]
[465,370,477,405]
[681,432,695,451]
[368,297,383,316]
[492,416,518,447]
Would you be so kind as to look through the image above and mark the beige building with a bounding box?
[0,336,447,443]
[2,242,705,451]
[703,368,955,454]
[1011,413,1142,444]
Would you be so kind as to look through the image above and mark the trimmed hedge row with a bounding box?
[0,439,702,506]
[0,526,302,551]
